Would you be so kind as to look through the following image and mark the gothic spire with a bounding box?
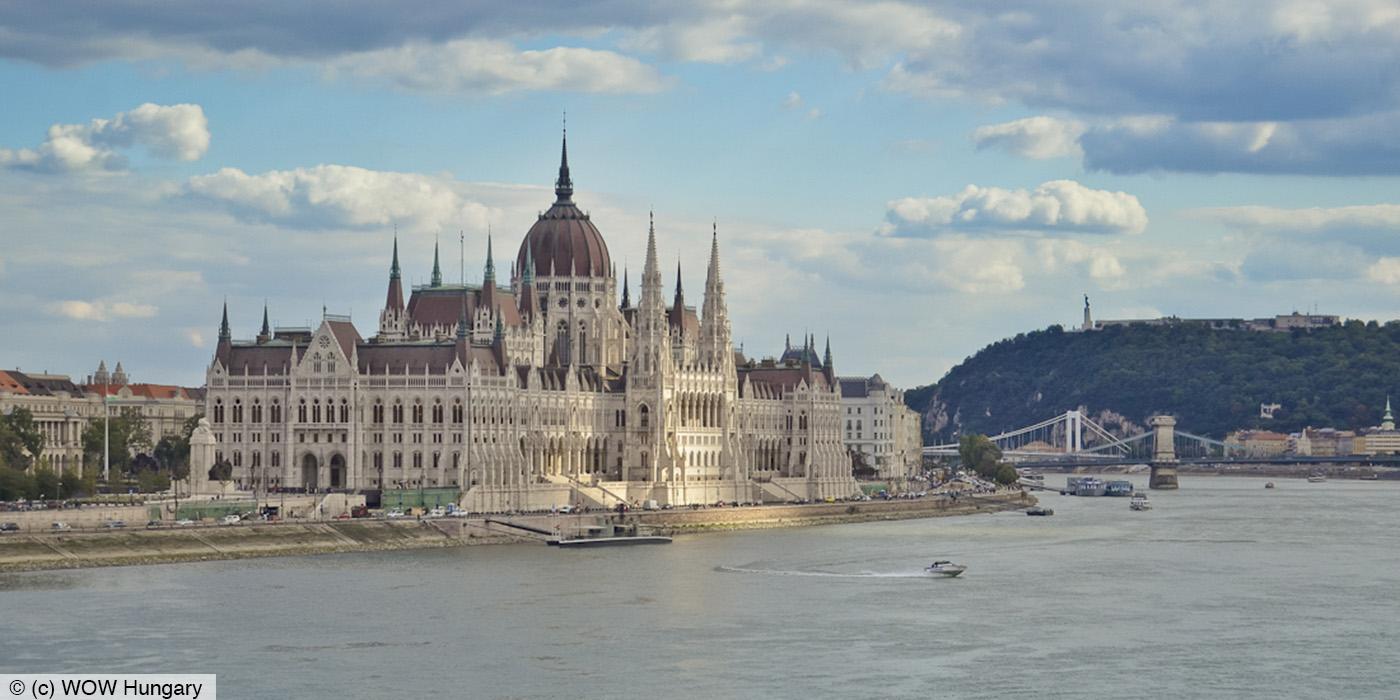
[456,299,469,341]
[218,301,231,342]
[554,120,573,203]
[823,335,832,368]
[431,238,442,287]
[391,233,401,280]
[620,267,631,308]
[484,234,496,286]
[258,301,271,342]
[385,235,405,312]
[522,245,535,285]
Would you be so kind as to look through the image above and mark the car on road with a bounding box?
[220,514,242,525]
[174,519,195,527]
[50,522,71,531]
[0,522,20,532]
[146,520,164,529]
[427,507,446,518]
[385,509,406,519]
[333,513,352,520]
[102,520,126,529]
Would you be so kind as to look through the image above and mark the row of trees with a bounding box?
[0,407,202,501]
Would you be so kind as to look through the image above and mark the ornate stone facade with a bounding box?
[205,136,857,510]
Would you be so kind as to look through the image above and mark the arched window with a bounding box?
[271,452,280,468]
[232,399,243,423]
[392,400,403,424]
[339,399,349,423]
[412,401,424,424]
[251,400,262,424]
[312,400,322,424]
[270,400,281,424]
[297,399,307,423]
[432,400,444,424]
[452,400,463,424]
[372,400,384,424]
[312,352,321,374]
[413,452,422,469]
[393,452,402,469]
[639,404,650,429]
[213,399,225,423]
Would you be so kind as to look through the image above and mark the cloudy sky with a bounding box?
[3,0,1400,388]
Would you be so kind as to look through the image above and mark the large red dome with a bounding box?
[515,133,611,279]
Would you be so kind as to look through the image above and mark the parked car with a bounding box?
[0,522,20,532]
[145,520,163,529]
[174,519,195,527]
[220,514,242,525]
[427,507,446,518]
[385,509,406,519]
[51,522,72,531]
[350,505,370,518]
[102,520,126,529]
[333,513,352,520]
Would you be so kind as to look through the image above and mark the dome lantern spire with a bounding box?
[555,116,573,203]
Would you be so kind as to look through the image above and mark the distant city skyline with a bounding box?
[4,2,1400,389]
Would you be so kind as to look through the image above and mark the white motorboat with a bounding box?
[1129,493,1152,511]
[1307,473,1326,483]
[925,560,967,578]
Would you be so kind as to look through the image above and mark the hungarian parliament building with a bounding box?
[205,136,919,510]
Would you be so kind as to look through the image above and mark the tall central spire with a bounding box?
[554,119,573,203]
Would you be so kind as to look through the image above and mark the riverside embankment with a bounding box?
[0,492,1032,573]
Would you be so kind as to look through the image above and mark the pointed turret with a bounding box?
[257,302,271,343]
[484,234,496,287]
[620,268,631,309]
[1385,396,1395,431]
[823,335,834,378]
[112,361,127,386]
[379,235,407,340]
[431,238,443,287]
[386,236,404,311]
[700,223,732,368]
[219,301,231,343]
[518,247,540,321]
[669,260,689,335]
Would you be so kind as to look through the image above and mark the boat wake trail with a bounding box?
[715,565,927,579]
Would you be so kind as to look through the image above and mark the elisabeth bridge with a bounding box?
[921,410,1400,489]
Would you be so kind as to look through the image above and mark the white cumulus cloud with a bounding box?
[972,116,1085,159]
[185,164,494,232]
[48,300,159,321]
[0,103,210,173]
[325,39,667,95]
[883,180,1148,237]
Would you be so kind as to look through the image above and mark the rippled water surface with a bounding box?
[4,476,1399,699]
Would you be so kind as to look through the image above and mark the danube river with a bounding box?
[4,476,1399,698]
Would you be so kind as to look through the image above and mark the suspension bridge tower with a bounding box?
[1148,415,1179,490]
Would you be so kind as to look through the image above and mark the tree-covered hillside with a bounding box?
[906,321,1400,442]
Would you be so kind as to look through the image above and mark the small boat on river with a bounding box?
[1265,482,1275,489]
[925,560,967,578]
[1129,493,1152,511]
[1026,506,1054,516]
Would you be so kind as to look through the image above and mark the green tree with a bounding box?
[58,471,82,499]
[31,467,59,500]
[958,434,1003,481]
[994,463,1020,486]
[0,467,32,501]
[81,409,154,479]
[153,434,191,480]
[0,407,45,470]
